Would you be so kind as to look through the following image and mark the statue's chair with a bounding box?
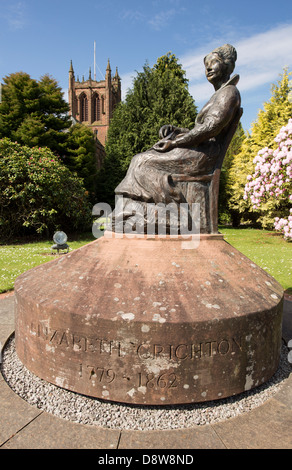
[172,107,243,234]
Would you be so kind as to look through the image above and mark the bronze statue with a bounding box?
[111,44,242,234]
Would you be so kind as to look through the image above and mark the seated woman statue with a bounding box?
[111,44,241,234]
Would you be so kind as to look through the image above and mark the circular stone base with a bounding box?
[14,233,283,405]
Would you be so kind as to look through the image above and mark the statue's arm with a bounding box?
[175,113,229,147]
[154,88,240,152]
[176,89,240,148]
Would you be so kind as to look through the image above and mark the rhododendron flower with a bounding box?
[245,119,292,240]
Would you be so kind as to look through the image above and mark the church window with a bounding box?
[80,93,88,122]
[93,93,101,121]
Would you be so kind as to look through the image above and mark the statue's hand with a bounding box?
[153,139,174,152]
[159,125,175,139]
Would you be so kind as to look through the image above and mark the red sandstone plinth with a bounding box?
[14,233,283,405]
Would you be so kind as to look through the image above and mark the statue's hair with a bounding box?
[204,44,237,75]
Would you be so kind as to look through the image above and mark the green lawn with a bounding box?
[0,227,291,294]
[219,226,292,294]
[0,233,96,294]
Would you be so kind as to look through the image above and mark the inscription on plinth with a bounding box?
[21,317,280,404]
[30,321,244,359]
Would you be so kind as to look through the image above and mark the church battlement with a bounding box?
[68,59,121,147]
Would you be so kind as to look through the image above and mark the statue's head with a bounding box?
[204,44,237,86]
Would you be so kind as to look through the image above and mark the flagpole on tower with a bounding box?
[94,41,96,81]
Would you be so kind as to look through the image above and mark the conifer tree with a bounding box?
[0,72,70,154]
[64,123,98,202]
[219,122,245,224]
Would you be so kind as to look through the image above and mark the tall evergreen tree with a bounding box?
[0,72,40,139]
[218,122,245,224]
[0,72,70,154]
[64,123,98,202]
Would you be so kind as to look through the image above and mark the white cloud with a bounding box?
[188,82,212,104]
[236,23,292,92]
[63,88,69,103]
[122,10,145,23]
[0,2,27,30]
[181,23,292,105]
[181,49,206,81]
[236,24,292,68]
[148,9,176,31]
[120,71,137,100]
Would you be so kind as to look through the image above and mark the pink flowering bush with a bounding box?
[274,210,292,240]
[244,119,292,240]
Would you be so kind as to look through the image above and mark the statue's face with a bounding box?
[204,53,227,85]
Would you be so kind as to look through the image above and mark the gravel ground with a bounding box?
[1,335,291,431]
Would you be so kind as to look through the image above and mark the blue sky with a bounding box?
[0,0,292,132]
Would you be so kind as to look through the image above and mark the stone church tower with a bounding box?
[68,59,121,147]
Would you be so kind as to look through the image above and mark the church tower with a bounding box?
[68,59,121,147]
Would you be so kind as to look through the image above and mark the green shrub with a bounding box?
[0,138,92,240]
